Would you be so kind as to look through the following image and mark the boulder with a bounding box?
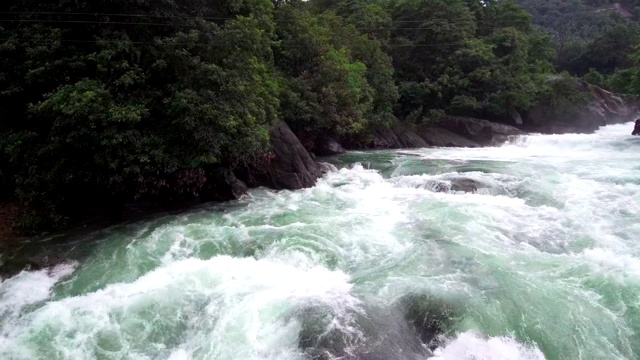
[438,116,524,145]
[314,135,346,156]
[371,127,401,148]
[415,125,481,148]
[394,125,429,148]
[200,168,248,202]
[317,162,338,174]
[370,124,428,149]
[591,85,632,125]
[450,178,481,193]
[28,252,65,271]
[241,122,321,190]
[633,119,640,135]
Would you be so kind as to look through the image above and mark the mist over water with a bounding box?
[1,123,640,360]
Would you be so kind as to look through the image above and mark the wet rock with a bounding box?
[315,135,346,156]
[416,125,481,148]
[27,252,65,271]
[200,168,248,202]
[240,122,322,190]
[450,178,481,193]
[633,119,640,135]
[295,293,463,360]
[439,116,524,146]
[317,162,338,174]
[399,293,460,351]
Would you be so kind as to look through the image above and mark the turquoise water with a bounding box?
[1,123,640,359]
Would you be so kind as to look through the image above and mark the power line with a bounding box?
[0,19,523,31]
[0,37,467,47]
[0,10,538,25]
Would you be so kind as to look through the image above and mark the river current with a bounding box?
[1,122,640,360]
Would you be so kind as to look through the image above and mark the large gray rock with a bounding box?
[450,178,481,193]
[415,125,480,148]
[394,125,429,148]
[438,116,524,145]
[370,124,428,149]
[242,122,321,190]
[371,127,401,148]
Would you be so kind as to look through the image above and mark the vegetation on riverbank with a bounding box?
[0,0,637,233]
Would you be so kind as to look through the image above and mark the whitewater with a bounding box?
[1,122,639,360]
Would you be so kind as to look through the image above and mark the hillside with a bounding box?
[516,0,640,80]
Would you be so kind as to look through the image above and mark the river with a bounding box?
[1,122,639,360]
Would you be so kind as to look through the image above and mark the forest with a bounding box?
[515,0,640,88]
[0,0,639,232]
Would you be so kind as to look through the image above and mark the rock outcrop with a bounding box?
[317,162,338,174]
[314,135,346,156]
[393,124,429,148]
[438,116,524,145]
[241,122,322,190]
[200,168,248,202]
[525,83,633,134]
[370,124,429,149]
[415,125,480,148]
[369,118,520,149]
[633,119,640,135]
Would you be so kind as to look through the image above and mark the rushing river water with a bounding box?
[2,122,640,360]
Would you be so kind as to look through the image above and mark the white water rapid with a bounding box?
[1,122,639,360]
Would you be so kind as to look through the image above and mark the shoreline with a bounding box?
[0,119,636,266]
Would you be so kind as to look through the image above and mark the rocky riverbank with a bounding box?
[0,83,635,277]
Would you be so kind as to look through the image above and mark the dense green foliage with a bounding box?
[0,0,609,230]
[516,0,640,94]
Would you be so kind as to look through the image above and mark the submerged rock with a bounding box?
[27,252,65,271]
[450,178,481,193]
[399,293,459,350]
[633,119,640,135]
[295,293,462,360]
